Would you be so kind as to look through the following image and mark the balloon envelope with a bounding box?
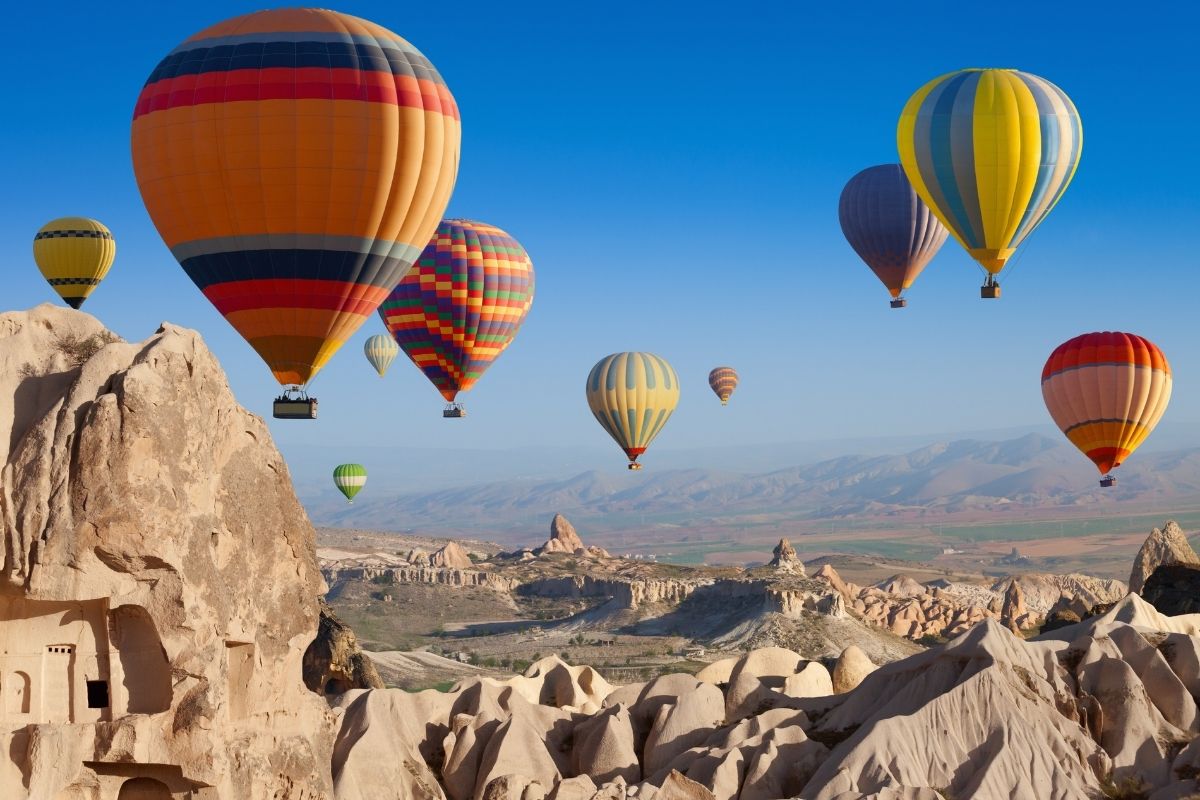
[33,217,115,309]
[379,219,535,402]
[586,353,679,465]
[708,367,738,405]
[1042,332,1171,475]
[838,165,948,299]
[898,69,1082,275]
[364,334,399,377]
[132,8,461,387]
[333,463,367,503]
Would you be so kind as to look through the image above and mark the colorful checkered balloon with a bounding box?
[378,219,535,404]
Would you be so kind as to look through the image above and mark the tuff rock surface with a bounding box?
[1129,520,1199,594]
[0,305,333,798]
[338,595,1200,799]
[432,541,474,570]
[768,539,804,575]
[536,514,611,559]
[1142,563,1200,616]
[304,599,385,697]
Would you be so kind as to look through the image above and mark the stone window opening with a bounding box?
[86,679,109,709]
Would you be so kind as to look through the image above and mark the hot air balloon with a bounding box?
[131,8,461,419]
[708,367,738,405]
[897,69,1082,298]
[364,334,400,377]
[333,463,367,503]
[1042,332,1171,487]
[379,219,535,418]
[838,165,948,308]
[586,353,679,470]
[32,217,115,309]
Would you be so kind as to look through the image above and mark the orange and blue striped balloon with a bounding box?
[708,367,738,406]
[1042,332,1171,477]
[898,69,1081,276]
[131,8,461,387]
[378,220,535,403]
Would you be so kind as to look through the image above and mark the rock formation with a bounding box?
[431,540,473,569]
[1142,564,1200,615]
[304,599,385,696]
[321,564,520,593]
[535,514,611,559]
[330,593,1200,799]
[999,580,1028,632]
[831,646,876,694]
[542,514,586,554]
[0,306,332,797]
[1129,520,1200,593]
[767,538,804,575]
[992,573,1127,618]
[807,565,1126,643]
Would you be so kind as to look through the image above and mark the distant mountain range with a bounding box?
[303,433,1200,533]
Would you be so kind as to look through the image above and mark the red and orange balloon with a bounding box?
[131,8,460,388]
[1042,332,1171,483]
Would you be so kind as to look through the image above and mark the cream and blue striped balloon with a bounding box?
[897,69,1082,276]
[333,464,367,503]
[363,334,400,377]
[586,353,679,469]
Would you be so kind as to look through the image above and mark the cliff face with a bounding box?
[321,565,520,592]
[518,575,702,609]
[0,306,332,798]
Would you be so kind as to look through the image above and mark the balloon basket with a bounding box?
[890,298,907,309]
[627,462,643,471]
[980,281,1001,299]
[1100,475,1116,488]
[273,390,317,420]
[443,403,466,419]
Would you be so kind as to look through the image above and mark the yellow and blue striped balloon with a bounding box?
[363,334,399,377]
[333,463,367,503]
[897,69,1082,277]
[586,352,679,469]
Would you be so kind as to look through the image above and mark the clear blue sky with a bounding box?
[1,1,1197,475]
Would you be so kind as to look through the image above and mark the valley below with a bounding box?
[316,513,1139,692]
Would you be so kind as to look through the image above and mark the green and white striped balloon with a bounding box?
[333,463,367,503]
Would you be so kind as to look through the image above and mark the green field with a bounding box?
[936,511,1200,543]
